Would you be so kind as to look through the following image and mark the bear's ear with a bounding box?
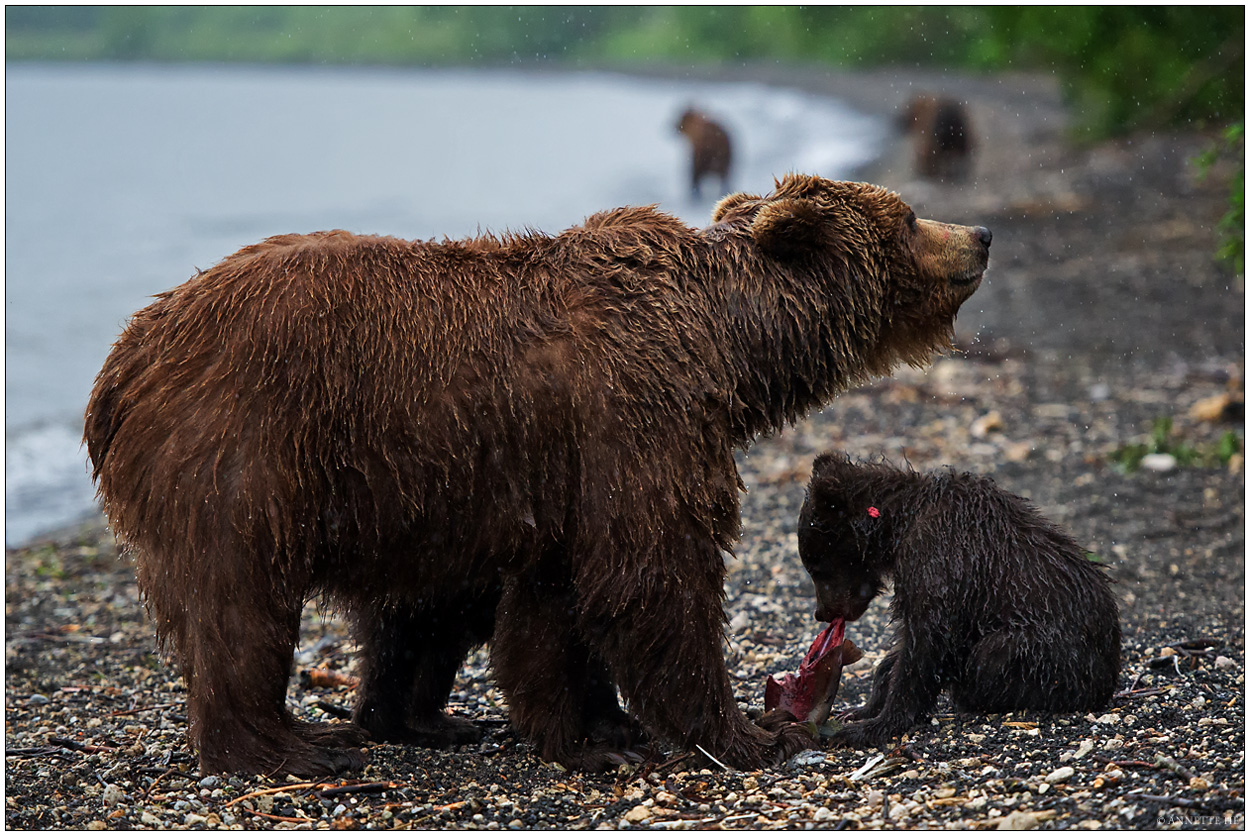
[710,191,760,224]
[750,197,827,259]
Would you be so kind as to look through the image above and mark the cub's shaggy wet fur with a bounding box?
[85,175,989,776]
[799,454,1121,747]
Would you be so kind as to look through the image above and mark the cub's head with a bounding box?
[797,453,908,623]
[710,174,991,370]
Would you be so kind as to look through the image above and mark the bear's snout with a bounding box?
[912,218,991,292]
[812,579,876,623]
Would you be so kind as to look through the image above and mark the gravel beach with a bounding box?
[5,65,1244,830]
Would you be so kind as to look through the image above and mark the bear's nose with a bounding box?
[975,226,993,248]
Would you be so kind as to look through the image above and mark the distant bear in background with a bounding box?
[900,95,974,181]
[85,175,990,777]
[798,454,1121,748]
[676,107,733,198]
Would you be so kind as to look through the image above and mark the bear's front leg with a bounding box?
[492,557,648,771]
[573,535,814,770]
[833,627,944,748]
[839,650,898,722]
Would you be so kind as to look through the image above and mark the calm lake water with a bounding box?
[5,63,887,546]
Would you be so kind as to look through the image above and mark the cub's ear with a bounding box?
[809,452,856,494]
[751,197,827,259]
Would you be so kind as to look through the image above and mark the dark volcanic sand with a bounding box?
[6,67,1244,830]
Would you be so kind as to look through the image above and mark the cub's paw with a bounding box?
[830,717,903,749]
[837,704,878,723]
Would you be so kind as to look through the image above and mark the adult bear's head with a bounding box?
[709,174,990,370]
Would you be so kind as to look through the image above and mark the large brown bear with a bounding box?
[798,454,1121,747]
[676,107,733,198]
[84,174,991,777]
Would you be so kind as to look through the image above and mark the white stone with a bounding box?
[1045,766,1075,784]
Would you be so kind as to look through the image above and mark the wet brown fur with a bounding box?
[799,454,1122,748]
[900,95,974,181]
[84,174,989,776]
[676,108,733,198]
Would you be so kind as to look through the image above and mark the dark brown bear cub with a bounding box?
[798,454,1120,747]
[85,175,990,776]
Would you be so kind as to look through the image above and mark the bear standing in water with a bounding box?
[798,454,1121,748]
[85,175,990,776]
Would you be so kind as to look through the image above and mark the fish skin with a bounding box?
[765,620,863,724]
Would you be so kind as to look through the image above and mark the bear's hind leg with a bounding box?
[952,630,1047,713]
[174,572,364,776]
[953,629,1115,714]
[351,589,498,747]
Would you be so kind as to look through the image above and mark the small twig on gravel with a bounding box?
[1093,755,1162,770]
[1153,755,1197,781]
[717,812,760,826]
[1116,686,1169,699]
[108,702,181,717]
[5,747,67,758]
[695,744,731,771]
[15,631,106,645]
[227,781,319,806]
[314,781,398,799]
[47,737,116,754]
[249,810,316,823]
[849,753,885,780]
[141,767,181,801]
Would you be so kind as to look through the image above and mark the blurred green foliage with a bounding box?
[6,6,1244,138]
[1196,122,1246,276]
[1109,416,1243,474]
